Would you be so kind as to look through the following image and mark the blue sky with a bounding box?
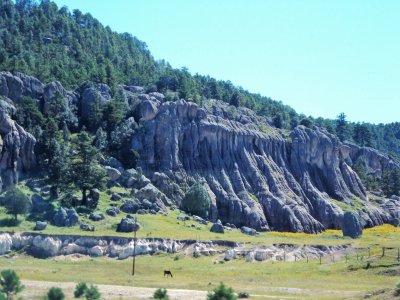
[52,0,400,124]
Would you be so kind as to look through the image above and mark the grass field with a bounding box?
[0,249,399,300]
[1,201,399,249]
[1,181,399,299]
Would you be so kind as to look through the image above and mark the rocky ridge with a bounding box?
[0,71,399,233]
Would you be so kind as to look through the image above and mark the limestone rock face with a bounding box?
[80,83,111,122]
[0,71,43,104]
[130,99,398,233]
[346,143,400,178]
[0,233,12,255]
[43,81,78,127]
[0,98,36,185]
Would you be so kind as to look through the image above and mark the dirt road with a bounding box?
[21,279,360,300]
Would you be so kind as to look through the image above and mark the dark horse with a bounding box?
[164,270,173,277]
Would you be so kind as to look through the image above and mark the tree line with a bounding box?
[1,0,399,160]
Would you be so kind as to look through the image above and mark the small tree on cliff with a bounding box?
[67,132,105,206]
[182,181,211,218]
[3,186,30,222]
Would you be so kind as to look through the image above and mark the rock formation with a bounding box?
[131,98,399,232]
[0,71,399,233]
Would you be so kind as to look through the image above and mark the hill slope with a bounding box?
[1,0,400,159]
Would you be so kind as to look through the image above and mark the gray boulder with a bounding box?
[241,226,258,236]
[210,220,224,234]
[108,157,123,170]
[134,183,168,212]
[34,221,47,231]
[80,223,96,232]
[120,200,139,214]
[106,207,120,216]
[140,199,153,209]
[116,218,141,233]
[89,213,105,222]
[105,166,121,181]
[177,215,190,221]
[53,208,79,227]
[111,193,122,201]
[193,215,208,225]
[342,211,363,238]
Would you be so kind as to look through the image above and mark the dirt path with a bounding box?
[21,279,360,300]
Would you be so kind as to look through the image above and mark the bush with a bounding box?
[84,285,100,300]
[395,282,400,296]
[182,181,211,218]
[0,269,24,299]
[153,288,169,300]
[3,186,30,221]
[47,287,65,300]
[207,282,237,300]
[238,291,250,298]
[74,282,87,298]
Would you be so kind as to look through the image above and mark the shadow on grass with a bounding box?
[0,217,21,227]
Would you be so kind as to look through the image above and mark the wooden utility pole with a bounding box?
[132,216,137,276]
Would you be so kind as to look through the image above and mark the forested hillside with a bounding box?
[1,0,399,159]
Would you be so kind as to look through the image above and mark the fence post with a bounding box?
[319,255,322,265]
[283,247,286,262]
[368,247,371,258]
[345,254,348,263]
[382,247,385,257]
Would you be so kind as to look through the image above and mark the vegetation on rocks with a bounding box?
[182,181,211,219]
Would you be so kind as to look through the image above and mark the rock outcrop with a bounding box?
[130,98,399,233]
[0,232,354,261]
[341,211,363,238]
[0,71,398,233]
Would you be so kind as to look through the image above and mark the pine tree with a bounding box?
[68,132,105,206]
[336,113,349,142]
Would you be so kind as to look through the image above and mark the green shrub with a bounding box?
[207,282,237,300]
[74,282,87,298]
[47,287,65,300]
[3,186,30,221]
[0,269,24,300]
[238,291,250,298]
[182,181,211,218]
[153,288,169,300]
[395,282,400,296]
[84,285,100,300]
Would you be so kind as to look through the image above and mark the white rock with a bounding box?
[61,243,87,255]
[32,236,62,257]
[0,233,12,255]
[89,246,104,257]
[224,249,236,261]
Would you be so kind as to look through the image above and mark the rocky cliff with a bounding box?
[0,71,398,233]
[131,99,399,232]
